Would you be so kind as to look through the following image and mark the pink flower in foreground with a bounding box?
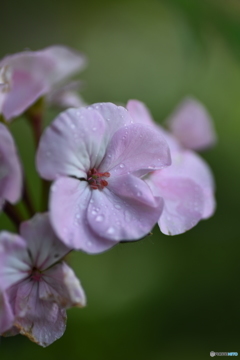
[127,99,216,235]
[166,97,217,151]
[0,123,22,210]
[0,46,86,121]
[0,213,86,347]
[36,103,171,253]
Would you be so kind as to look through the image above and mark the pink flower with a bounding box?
[36,103,171,253]
[0,123,22,209]
[166,97,217,151]
[0,213,86,347]
[127,99,216,235]
[0,46,86,121]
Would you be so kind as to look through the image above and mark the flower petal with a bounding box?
[87,174,164,241]
[50,177,116,253]
[152,150,216,219]
[167,97,217,151]
[0,232,29,290]
[99,123,171,176]
[40,262,86,308]
[0,291,15,333]
[0,46,86,121]
[0,123,22,204]
[20,213,70,271]
[149,176,205,235]
[36,107,108,180]
[2,70,46,120]
[127,99,181,152]
[10,279,67,347]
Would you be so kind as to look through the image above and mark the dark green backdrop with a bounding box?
[1,0,240,359]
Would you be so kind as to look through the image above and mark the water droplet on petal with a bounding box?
[92,210,97,215]
[119,164,124,168]
[114,204,121,209]
[106,227,115,235]
[96,215,104,222]
[76,213,80,219]
[90,199,94,203]
[87,241,92,247]
[92,127,97,131]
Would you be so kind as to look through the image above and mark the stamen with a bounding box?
[87,168,110,190]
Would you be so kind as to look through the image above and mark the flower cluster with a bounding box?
[0,45,217,346]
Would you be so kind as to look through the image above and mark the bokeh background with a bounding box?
[1,0,240,359]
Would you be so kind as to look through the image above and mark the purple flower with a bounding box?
[0,213,86,347]
[127,99,216,235]
[0,46,86,121]
[36,103,171,253]
[166,97,217,151]
[0,123,22,209]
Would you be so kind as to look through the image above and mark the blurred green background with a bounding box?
[1,0,240,359]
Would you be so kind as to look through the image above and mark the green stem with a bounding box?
[22,178,36,217]
[3,202,24,230]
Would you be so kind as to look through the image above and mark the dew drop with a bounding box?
[90,199,94,203]
[119,164,124,168]
[92,210,97,215]
[114,204,121,209]
[107,227,115,234]
[76,213,80,219]
[92,127,97,131]
[96,214,104,222]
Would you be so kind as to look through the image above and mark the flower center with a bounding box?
[30,268,43,282]
[87,168,110,190]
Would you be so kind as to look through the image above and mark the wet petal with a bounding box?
[0,123,22,204]
[11,279,67,347]
[20,213,70,271]
[36,107,108,180]
[167,97,217,151]
[152,150,216,219]
[0,291,14,333]
[87,174,163,241]
[99,123,171,176]
[50,177,115,253]
[40,262,86,308]
[149,176,205,235]
[0,232,30,290]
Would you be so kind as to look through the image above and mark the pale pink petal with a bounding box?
[47,81,86,108]
[11,279,66,347]
[0,123,22,204]
[167,97,217,150]
[148,175,205,235]
[2,70,46,120]
[87,103,133,143]
[40,262,86,308]
[126,99,156,126]
[87,174,164,241]
[0,45,86,121]
[0,232,30,290]
[153,150,216,219]
[20,213,70,271]
[36,107,108,180]
[0,292,15,333]
[39,46,87,87]
[50,177,115,253]
[99,123,171,176]
[127,99,182,152]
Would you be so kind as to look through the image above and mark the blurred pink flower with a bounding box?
[0,46,86,121]
[127,99,216,236]
[166,97,217,151]
[0,123,22,210]
[0,213,86,347]
[36,103,171,253]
